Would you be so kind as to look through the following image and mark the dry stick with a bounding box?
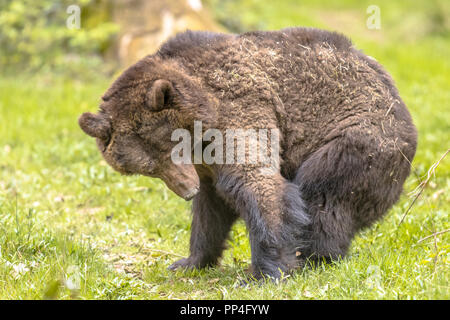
[394,139,422,189]
[144,248,185,258]
[398,148,449,227]
[417,228,450,243]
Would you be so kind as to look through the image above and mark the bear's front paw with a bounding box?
[168,257,205,271]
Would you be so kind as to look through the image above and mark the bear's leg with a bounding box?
[215,170,310,280]
[168,180,238,271]
[293,129,414,263]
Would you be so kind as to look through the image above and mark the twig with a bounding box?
[144,248,185,258]
[385,102,394,116]
[394,138,421,184]
[417,228,450,243]
[398,149,449,226]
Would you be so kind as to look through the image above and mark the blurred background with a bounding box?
[0,0,448,299]
[1,0,449,75]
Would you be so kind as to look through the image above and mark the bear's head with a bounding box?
[78,56,215,200]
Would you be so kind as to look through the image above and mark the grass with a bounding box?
[0,0,449,299]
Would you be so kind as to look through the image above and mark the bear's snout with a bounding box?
[159,163,200,201]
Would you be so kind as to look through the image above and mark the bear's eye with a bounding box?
[147,160,156,172]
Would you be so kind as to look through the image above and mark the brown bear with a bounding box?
[78,28,417,280]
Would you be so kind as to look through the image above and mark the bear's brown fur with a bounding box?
[79,28,417,280]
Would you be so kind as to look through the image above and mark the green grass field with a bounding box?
[0,0,449,299]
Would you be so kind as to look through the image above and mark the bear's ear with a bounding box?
[78,112,111,140]
[145,79,175,111]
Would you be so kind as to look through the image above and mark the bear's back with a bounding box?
[157,28,353,60]
[240,27,352,51]
[157,30,233,59]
